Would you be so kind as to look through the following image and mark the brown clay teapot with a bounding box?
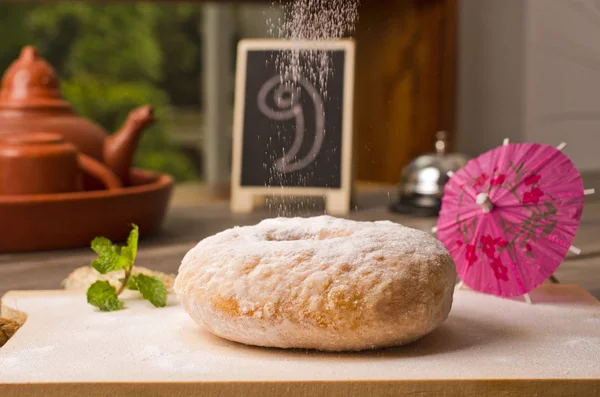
[0,132,122,195]
[0,46,155,188]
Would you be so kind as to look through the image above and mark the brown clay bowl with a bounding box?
[0,169,173,253]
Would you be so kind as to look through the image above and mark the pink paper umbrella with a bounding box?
[436,142,588,299]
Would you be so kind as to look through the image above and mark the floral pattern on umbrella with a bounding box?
[437,143,585,297]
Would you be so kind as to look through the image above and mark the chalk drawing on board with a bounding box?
[231,39,355,217]
[257,73,325,174]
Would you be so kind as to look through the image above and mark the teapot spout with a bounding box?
[104,105,154,186]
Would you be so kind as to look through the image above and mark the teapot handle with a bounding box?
[77,153,122,190]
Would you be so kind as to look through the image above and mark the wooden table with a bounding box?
[1,183,600,299]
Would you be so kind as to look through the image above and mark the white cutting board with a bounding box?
[1,285,599,397]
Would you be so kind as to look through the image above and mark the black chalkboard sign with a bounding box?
[231,40,355,216]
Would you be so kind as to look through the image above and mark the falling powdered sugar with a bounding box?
[269,0,359,97]
[262,0,359,217]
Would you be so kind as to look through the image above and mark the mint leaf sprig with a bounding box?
[86,224,168,312]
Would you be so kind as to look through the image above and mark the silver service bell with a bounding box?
[390,131,470,216]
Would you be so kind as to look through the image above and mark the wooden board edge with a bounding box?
[341,39,356,215]
[237,38,356,51]
[455,284,600,306]
[2,290,81,300]
[1,290,82,319]
[528,284,600,306]
[1,379,599,397]
[230,38,249,213]
[3,285,598,307]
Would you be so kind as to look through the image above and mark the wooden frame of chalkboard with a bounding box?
[230,39,356,216]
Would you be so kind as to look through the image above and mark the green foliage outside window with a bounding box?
[0,3,202,181]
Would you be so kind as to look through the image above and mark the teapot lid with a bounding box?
[0,46,72,110]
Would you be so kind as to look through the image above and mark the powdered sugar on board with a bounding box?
[1,286,599,383]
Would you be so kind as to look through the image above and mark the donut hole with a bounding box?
[265,229,352,241]
[265,231,306,241]
[319,229,352,240]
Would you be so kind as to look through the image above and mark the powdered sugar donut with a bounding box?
[175,216,456,352]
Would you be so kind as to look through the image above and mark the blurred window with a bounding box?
[0,2,281,183]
